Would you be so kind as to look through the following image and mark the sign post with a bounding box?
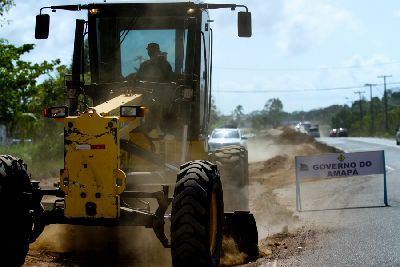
[296,169,301,211]
[383,152,388,206]
[295,150,386,211]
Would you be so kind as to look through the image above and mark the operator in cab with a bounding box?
[136,42,173,82]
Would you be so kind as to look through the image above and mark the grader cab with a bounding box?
[0,2,257,266]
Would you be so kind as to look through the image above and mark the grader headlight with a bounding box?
[89,8,99,15]
[44,106,68,118]
[120,106,145,117]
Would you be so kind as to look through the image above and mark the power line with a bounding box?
[214,61,400,72]
[214,82,400,93]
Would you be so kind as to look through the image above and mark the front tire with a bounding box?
[0,155,34,266]
[171,160,224,267]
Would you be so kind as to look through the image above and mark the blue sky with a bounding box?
[2,0,400,114]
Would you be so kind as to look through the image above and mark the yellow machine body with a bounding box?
[59,93,208,219]
[61,111,125,218]
[60,94,142,218]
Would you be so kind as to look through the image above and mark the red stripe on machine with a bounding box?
[91,144,106,149]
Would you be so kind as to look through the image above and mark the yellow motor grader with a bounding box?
[0,2,257,266]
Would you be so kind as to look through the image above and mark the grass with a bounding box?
[0,140,63,180]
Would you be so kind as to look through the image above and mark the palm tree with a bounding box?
[233,105,244,127]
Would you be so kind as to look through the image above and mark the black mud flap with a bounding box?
[223,211,258,262]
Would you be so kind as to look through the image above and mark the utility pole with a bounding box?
[354,91,365,119]
[377,75,392,131]
[345,97,353,125]
[365,83,376,135]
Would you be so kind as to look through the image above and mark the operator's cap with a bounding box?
[147,42,160,51]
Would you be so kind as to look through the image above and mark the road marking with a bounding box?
[273,259,277,267]
[386,165,394,172]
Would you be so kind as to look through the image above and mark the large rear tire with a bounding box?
[209,146,249,211]
[171,160,224,267]
[0,155,34,266]
[223,211,259,262]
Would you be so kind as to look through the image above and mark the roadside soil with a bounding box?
[23,128,340,267]
[235,128,341,267]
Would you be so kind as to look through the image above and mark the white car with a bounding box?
[296,121,312,134]
[208,128,247,152]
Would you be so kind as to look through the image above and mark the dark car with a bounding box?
[330,128,348,137]
[337,128,348,137]
[307,126,320,137]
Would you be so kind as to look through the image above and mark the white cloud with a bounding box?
[344,54,392,68]
[275,0,360,55]
[393,8,400,17]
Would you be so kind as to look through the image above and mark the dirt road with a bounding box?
[24,128,335,266]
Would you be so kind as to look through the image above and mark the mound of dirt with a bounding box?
[277,128,342,154]
[244,227,316,267]
[277,128,315,145]
[262,155,289,173]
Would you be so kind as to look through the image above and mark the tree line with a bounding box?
[330,91,400,137]
[211,91,400,138]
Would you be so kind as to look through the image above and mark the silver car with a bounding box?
[208,128,247,152]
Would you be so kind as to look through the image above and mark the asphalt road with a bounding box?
[275,137,400,267]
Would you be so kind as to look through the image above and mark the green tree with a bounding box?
[0,0,13,15]
[249,110,265,129]
[0,0,14,25]
[331,107,352,130]
[32,65,69,111]
[209,97,221,130]
[232,105,244,127]
[0,39,59,132]
[264,98,284,128]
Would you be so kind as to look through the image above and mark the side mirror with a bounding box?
[35,14,50,39]
[238,12,252,37]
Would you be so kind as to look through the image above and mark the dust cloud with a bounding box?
[246,128,339,240]
[27,220,171,266]
[25,128,338,266]
[220,236,247,266]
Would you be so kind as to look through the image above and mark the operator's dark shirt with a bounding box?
[136,56,173,82]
